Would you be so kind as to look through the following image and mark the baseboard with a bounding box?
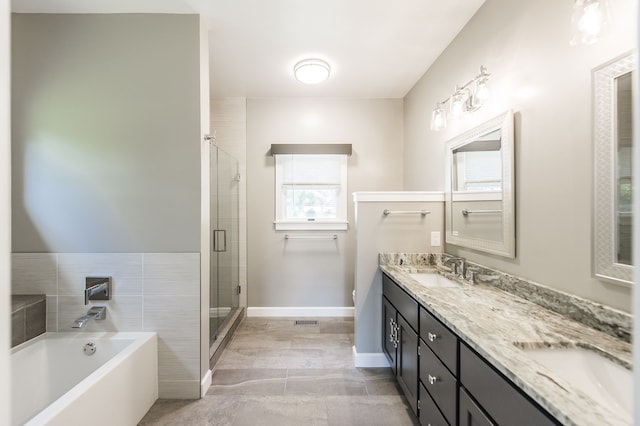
[352,346,391,368]
[247,306,355,317]
[200,369,212,398]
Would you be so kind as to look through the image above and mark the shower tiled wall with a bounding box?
[12,252,201,399]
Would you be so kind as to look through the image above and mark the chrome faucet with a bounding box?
[84,279,110,305]
[72,306,106,328]
[444,257,466,278]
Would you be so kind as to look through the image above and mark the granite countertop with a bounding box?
[379,263,632,426]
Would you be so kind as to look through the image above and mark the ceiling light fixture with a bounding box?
[570,0,611,45]
[294,58,331,85]
[430,66,491,132]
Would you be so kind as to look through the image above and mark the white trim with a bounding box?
[352,191,445,203]
[247,306,355,317]
[274,221,349,231]
[200,369,212,397]
[352,346,391,368]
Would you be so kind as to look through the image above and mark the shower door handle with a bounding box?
[213,229,227,252]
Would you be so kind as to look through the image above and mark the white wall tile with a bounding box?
[57,295,143,332]
[143,253,200,296]
[12,253,57,295]
[158,380,200,399]
[143,295,199,331]
[157,351,200,381]
[57,253,143,296]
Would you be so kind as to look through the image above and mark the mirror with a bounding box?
[593,52,634,285]
[445,110,515,258]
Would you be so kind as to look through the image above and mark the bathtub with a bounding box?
[11,332,158,426]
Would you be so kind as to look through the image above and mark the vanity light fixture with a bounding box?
[570,0,611,45]
[429,66,490,132]
[294,58,331,84]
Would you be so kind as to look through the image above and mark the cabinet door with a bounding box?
[397,314,419,415]
[382,296,397,372]
[459,388,495,426]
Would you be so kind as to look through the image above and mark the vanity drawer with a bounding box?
[420,342,456,425]
[420,306,457,375]
[383,274,418,332]
[460,343,558,426]
[419,382,449,426]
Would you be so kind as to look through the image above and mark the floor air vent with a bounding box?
[294,320,319,326]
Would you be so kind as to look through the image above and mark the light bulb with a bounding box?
[294,59,331,84]
[571,0,608,45]
[450,92,465,118]
[475,80,489,102]
[430,106,446,131]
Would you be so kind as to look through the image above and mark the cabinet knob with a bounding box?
[427,332,438,342]
[428,374,438,385]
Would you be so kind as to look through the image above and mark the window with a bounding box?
[274,154,348,230]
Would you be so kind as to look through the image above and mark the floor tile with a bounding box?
[208,369,287,396]
[139,317,418,426]
[324,396,419,426]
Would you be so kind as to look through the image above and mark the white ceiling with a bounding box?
[12,0,485,98]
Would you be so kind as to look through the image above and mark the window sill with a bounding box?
[274,221,349,231]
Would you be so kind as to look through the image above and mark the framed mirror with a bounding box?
[593,52,634,285]
[445,110,515,258]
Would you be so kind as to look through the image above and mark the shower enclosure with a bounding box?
[209,145,240,360]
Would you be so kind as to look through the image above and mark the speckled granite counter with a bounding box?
[379,255,632,426]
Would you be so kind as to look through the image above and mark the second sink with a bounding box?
[408,272,462,288]
[520,346,632,424]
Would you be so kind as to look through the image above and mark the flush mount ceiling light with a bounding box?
[294,58,331,84]
[570,0,611,45]
[430,66,490,132]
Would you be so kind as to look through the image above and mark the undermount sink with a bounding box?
[408,272,462,288]
[519,346,632,423]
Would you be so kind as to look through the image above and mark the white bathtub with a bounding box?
[11,332,158,426]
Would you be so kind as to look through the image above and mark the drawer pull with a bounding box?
[427,332,438,342]
[428,374,438,385]
[389,318,398,348]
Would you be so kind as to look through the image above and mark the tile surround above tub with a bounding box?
[379,253,632,342]
[11,252,201,399]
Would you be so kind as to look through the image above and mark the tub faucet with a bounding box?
[72,306,106,329]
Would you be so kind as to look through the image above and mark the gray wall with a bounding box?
[10,12,205,399]
[403,0,635,312]
[246,98,404,308]
[12,13,201,253]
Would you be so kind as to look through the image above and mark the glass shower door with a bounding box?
[210,146,239,348]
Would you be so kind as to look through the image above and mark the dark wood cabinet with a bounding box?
[382,272,560,426]
[382,274,419,415]
[459,388,494,426]
[419,342,456,425]
[459,343,558,426]
[382,296,397,373]
[397,314,419,414]
[419,382,449,426]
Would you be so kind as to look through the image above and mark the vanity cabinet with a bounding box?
[459,343,558,426]
[382,274,419,415]
[382,272,559,426]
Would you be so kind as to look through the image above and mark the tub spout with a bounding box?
[72,306,106,329]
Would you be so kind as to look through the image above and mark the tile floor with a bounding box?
[139,317,419,425]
